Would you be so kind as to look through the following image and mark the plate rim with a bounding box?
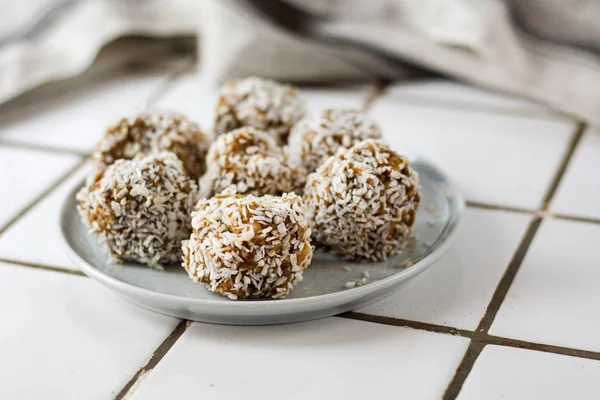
[60,156,464,311]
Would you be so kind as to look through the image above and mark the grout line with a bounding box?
[441,216,543,398]
[114,320,191,400]
[341,312,600,362]
[380,94,573,122]
[466,201,600,226]
[0,139,89,157]
[540,122,586,210]
[550,212,600,225]
[0,257,86,277]
[475,216,543,332]
[465,201,535,215]
[8,254,600,370]
[0,157,87,237]
[442,341,486,400]
[341,312,473,338]
[484,334,600,361]
[441,121,587,399]
[363,81,388,111]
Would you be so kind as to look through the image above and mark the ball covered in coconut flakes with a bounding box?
[303,139,420,262]
[77,152,198,268]
[92,110,213,179]
[214,77,306,144]
[287,108,382,173]
[182,189,313,299]
[200,127,306,198]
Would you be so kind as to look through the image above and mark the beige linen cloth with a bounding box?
[1,0,599,123]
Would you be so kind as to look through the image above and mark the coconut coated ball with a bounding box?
[200,127,305,197]
[287,108,382,173]
[92,110,212,179]
[303,140,420,262]
[213,77,305,144]
[182,189,313,299]
[77,152,198,268]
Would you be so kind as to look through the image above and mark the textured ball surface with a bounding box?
[303,140,420,262]
[200,127,305,197]
[288,108,382,173]
[182,189,313,299]
[92,111,212,179]
[77,152,198,268]
[214,77,305,144]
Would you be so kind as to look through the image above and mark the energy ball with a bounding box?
[77,152,198,268]
[214,77,305,144]
[288,108,382,173]
[92,111,212,179]
[200,127,305,197]
[182,189,313,299]
[303,140,420,262]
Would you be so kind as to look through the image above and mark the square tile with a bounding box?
[156,72,374,133]
[0,164,90,270]
[551,129,600,219]
[154,73,216,130]
[0,263,179,399]
[0,72,167,152]
[457,345,600,400]
[359,208,531,330]
[386,79,553,115]
[299,85,374,115]
[131,318,469,400]
[369,100,574,209]
[0,147,81,228]
[490,218,600,352]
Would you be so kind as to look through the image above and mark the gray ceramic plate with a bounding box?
[60,155,463,325]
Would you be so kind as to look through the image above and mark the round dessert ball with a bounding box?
[77,152,198,268]
[288,108,382,173]
[200,127,305,197]
[214,77,306,144]
[182,189,314,299]
[303,139,420,262]
[92,110,213,179]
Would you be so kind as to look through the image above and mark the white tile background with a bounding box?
[0,69,596,400]
[0,164,90,269]
[489,218,600,352]
[0,147,81,228]
[132,319,469,400]
[457,345,600,400]
[551,129,600,220]
[0,72,167,152]
[370,100,574,209]
[383,80,565,117]
[0,263,179,400]
[358,208,531,330]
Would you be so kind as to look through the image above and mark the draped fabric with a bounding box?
[2,0,600,123]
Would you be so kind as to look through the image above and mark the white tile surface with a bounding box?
[0,263,179,400]
[370,101,574,209]
[386,80,551,114]
[155,73,216,130]
[551,130,600,219]
[359,208,530,330]
[0,164,90,269]
[156,73,373,133]
[0,147,80,228]
[131,318,469,400]
[0,72,166,152]
[457,345,600,400]
[490,218,600,352]
[299,85,373,115]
